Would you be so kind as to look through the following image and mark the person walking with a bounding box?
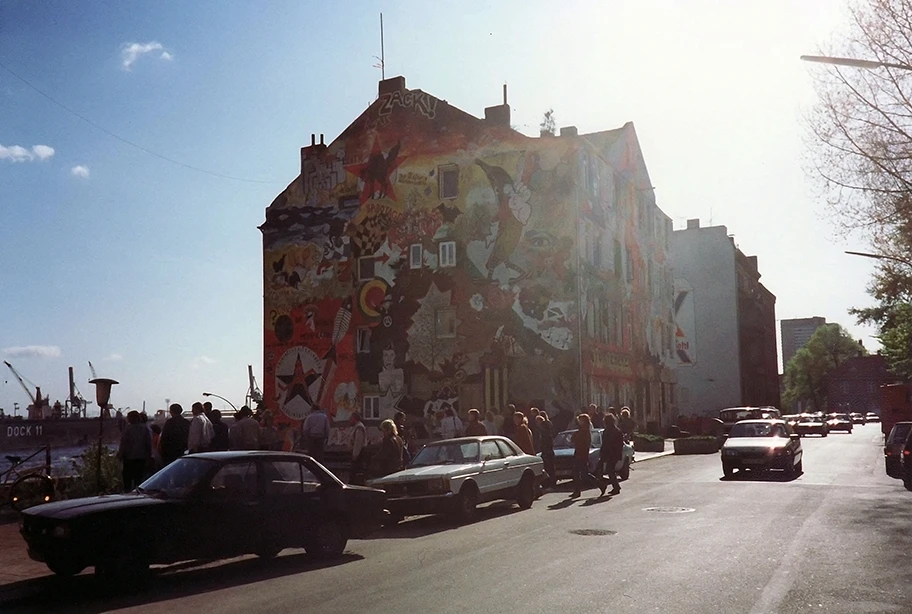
[535,413,555,488]
[229,406,261,450]
[187,401,214,454]
[208,410,230,451]
[372,419,404,477]
[117,410,152,492]
[599,413,624,495]
[511,411,536,455]
[439,407,464,439]
[350,411,367,485]
[301,405,331,462]
[159,404,190,466]
[465,408,488,436]
[570,413,606,498]
[619,407,637,439]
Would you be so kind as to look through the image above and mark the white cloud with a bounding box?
[192,355,217,369]
[121,42,172,70]
[0,144,55,163]
[70,165,90,178]
[105,353,123,361]
[2,345,62,359]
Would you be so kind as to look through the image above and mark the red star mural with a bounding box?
[345,138,404,203]
[278,352,320,408]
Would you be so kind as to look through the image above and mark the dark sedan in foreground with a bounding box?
[721,420,803,477]
[20,451,386,578]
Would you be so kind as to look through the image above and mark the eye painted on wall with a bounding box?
[524,231,555,250]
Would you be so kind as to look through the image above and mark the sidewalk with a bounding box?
[632,438,676,463]
[0,517,52,606]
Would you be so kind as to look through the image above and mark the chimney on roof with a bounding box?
[379,76,406,96]
[686,218,700,230]
[559,126,578,137]
[485,82,511,127]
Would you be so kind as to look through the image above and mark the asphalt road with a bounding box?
[9,423,912,614]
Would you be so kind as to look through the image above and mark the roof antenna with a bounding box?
[373,13,386,80]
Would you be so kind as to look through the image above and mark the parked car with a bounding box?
[720,419,803,477]
[548,428,635,483]
[367,436,544,524]
[884,422,912,478]
[866,412,880,423]
[826,413,853,433]
[20,451,385,578]
[719,407,782,435]
[782,414,801,429]
[849,412,867,425]
[795,413,829,437]
[901,431,912,491]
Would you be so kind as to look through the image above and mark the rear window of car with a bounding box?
[889,424,912,443]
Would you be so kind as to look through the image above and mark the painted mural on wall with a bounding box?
[262,82,675,441]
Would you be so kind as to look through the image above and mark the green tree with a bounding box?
[782,324,865,410]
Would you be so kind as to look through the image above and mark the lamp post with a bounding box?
[845,250,912,267]
[800,54,912,72]
[90,377,118,493]
[202,392,238,413]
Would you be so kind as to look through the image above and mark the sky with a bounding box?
[0,0,882,415]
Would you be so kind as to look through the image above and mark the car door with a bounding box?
[193,460,262,558]
[495,439,525,489]
[261,458,325,549]
[478,439,507,496]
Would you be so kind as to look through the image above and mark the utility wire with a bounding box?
[0,60,283,185]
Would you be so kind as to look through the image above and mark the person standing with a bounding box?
[465,408,488,436]
[159,404,190,466]
[483,410,498,437]
[500,404,517,439]
[619,407,637,439]
[208,410,230,451]
[439,407,464,439]
[259,411,281,450]
[570,413,606,498]
[350,412,367,485]
[372,419,404,477]
[229,406,261,450]
[599,413,624,495]
[187,402,214,454]
[117,410,152,492]
[535,414,555,488]
[301,405,331,462]
[511,411,536,455]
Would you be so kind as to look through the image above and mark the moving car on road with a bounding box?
[719,407,782,435]
[367,436,544,524]
[849,412,867,425]
[866,412,880,423]
[826,413,853,433]
[720,419,803,477]
[20,451,386,578]
[884,422,912,478]
[795,413,828,437]
[548,428,635,483]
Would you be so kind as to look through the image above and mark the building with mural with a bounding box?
[260,76,677,448]
[670,219,780,416]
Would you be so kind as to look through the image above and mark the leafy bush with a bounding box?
[65,444,122,498]
[683,435,719,441]
[634,433,665,443]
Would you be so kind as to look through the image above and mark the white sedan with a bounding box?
[367,436,545,524]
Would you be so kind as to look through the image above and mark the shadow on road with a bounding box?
[719,469,802,483]
[3,551,361,613]
[366,500,524,539]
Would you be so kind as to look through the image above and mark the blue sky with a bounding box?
[0,0,880,414]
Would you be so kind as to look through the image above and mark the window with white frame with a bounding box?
[362,395,380,420]
[439,241,456,268]
[410,244,423,269]
[356,327,371,353]
[439,165,459,199]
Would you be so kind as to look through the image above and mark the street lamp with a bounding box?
[800,54,912,72]
[845,250,912,267]
[202,392,238,413]
[90,377,118,493]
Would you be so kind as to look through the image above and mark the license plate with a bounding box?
[742,459,765,465]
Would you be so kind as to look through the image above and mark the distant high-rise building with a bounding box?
[780,317,826,369]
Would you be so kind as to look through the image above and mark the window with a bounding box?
[210,462,258,497]
[495,439,519,457]
[358,256,377,280]
[439,241,456,267]
[480,440,503,461]
[265,461,303,495]
[356,327,371,353]
[435,309,457,338]
[363,395,380,420]
[410,244,423,269]
[439,165,459,199]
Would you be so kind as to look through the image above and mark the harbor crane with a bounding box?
[4,361,47,419]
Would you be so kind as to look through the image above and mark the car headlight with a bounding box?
[52,524,70,539]
[427,478,449,492]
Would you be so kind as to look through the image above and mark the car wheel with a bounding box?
[722,462,734,477]
[306,520,347,558]
[46,555,85,577]
[619,458,631,481]
[516,474,535,510]
[454,483,478,523]
[821,430,828,437]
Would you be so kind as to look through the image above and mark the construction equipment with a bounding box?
[3,361,47,419]
[246,365,263,409]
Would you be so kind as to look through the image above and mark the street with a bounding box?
[7,423,911,614]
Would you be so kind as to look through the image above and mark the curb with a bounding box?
[632,450,676,463]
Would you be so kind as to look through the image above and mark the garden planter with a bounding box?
[673,437,720,455]
[633,438,665,453]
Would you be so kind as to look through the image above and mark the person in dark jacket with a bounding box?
[619,407,637,439]
[535,413,555,488]
[117,410,152,491]
[570,413,606,498]
[159,404,190,466]
[599,413,624,495]
[208,410,230,451]
[372,419,404,477]
[465,408,488,436]
[500,404,517,439]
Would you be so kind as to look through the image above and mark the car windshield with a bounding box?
[833,414,849,420]
[728,423,784,438]
[138,458,216,498]
[552,430,602,450]
[410,442,480,466]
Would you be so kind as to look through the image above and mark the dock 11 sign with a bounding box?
[674,278,696,366]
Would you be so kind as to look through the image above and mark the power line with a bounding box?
[0,60,283,185]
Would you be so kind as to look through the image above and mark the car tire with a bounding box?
[306,520,347,558]
[454,483,478,523]
[516,473,535,510]
[821,430,828,438]
[46,555,85,577]
[722,462,734,477]
[619,458,631,481]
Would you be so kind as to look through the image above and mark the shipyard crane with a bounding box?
[246,365,263,409]
[4,361,47,419]
[88,361,98,380]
